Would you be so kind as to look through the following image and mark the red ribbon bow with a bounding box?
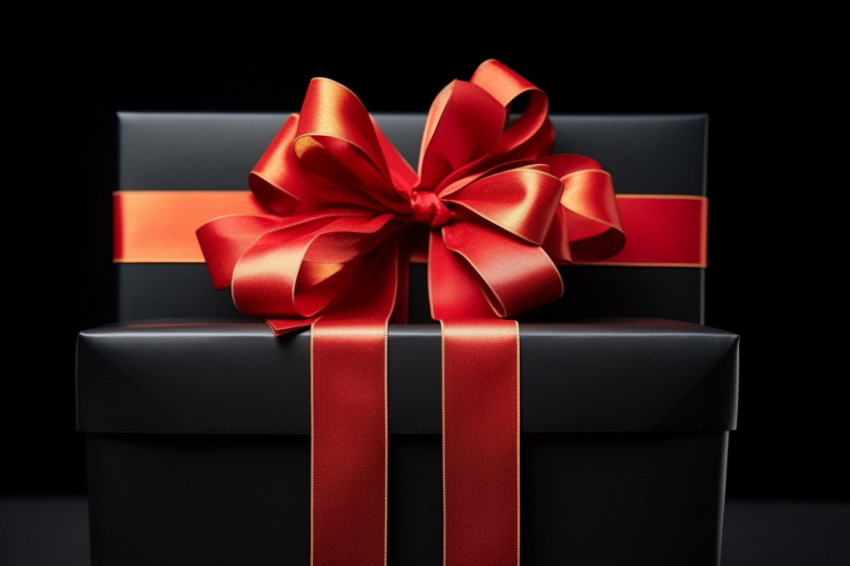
[197,59,624,566]
[198,59,623,328]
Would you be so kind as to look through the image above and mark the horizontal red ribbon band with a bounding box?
[113,190,707,267]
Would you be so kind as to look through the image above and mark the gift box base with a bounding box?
[78,320,738,565]
[86,431,728,566]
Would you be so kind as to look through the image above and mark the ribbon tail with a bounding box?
[310,237,400,566]
[311,317,387,566]
[429,233,521,564]
[442,318,520,566]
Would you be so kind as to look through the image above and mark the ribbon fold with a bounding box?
[197,59,626,566]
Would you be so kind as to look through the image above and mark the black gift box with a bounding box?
[77,111,739,565]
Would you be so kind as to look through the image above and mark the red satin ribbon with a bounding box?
[191,60,630,565]
[310,238,399,565]
[441,318,520,565]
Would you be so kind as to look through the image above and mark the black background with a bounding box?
[7,28,845,501]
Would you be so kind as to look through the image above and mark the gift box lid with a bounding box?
[76,319,738,435]
[118,112,706,196]
[115,112,709,325]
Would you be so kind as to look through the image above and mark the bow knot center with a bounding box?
[410,190,452,228]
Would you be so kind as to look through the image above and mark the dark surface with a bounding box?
[0,497,91,566]
[720,500,850,565]
[2,498,848,566]
[83,432,729,565]
[118,112,707,196]
[77,321,738,434]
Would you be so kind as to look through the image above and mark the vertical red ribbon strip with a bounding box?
[310,240,400,565]
[442,320,520,565]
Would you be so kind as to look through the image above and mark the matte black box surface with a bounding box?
[77,321,739,565]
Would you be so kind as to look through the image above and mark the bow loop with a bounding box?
[444,166,563,245]
[543,154,625,263]
[416,80,506,191]
[229,214,402,320]
[249,81,414,218]
[296,78,393,188]
[294,79,410,212]
[439,222,563,318]
[469,59,555,163]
